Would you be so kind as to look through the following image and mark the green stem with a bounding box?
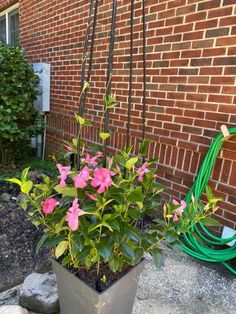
[68,230,76,267]
[96,225,102,277]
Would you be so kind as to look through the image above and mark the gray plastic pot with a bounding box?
[52,258,145,314]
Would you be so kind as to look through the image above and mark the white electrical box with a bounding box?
[33,63,51,112]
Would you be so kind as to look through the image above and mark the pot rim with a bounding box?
[51,257,145,296]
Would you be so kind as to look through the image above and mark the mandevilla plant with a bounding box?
[7,87,221,289]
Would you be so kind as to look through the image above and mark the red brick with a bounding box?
[202,47,226,57]
[174,23,193,34]
[211,76,235,85]
[208,6,233,19]
[167,0,186,9]
[220,16,236,27]
[195,19,218,30]
[229,162,236,185]
[183,31,204,41]
[5,0,235,227]
[185,11,207,23]
[197,0,221,11]
[216,36,236,46]
[176,4,196,16]
[224,67,236,76]
[208,94,233,103]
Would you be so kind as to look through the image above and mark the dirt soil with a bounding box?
[0,181,50,292]
[71,262,133,292]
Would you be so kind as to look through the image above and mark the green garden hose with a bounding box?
[182,127,236,275]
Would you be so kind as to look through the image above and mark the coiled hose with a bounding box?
[182,127,236,275]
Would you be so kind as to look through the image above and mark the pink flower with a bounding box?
[96,151,103,157]
[64,145,73,152]
[172,199,187,221]
[137,162,149,182]
[66,198,85,231]
[81,151,103,167]
[82,154,98,167]
[108,157,113,169]
[74,166,91,188]
[173,213,180,222]
[57,164,71,187]
[42,198,58,215]
[91,168,114,194]
[86,192,98,201]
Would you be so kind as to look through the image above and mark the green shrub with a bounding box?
[0,43,44,164]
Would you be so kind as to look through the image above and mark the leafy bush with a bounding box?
[0,43,44,164]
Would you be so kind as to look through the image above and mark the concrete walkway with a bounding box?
[1,248,235,314]
[133,248,236,314]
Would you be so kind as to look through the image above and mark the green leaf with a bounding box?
[75,114,85,126]
[109,255,121,272]
[89,143,103,153]
[201,216,220,226]
[36,233,48,254]
[6,178,22,186]
[87,222,112,233]
[142,234,157,251]
[151,248,164,269]
[42,175,50,185]
[128,187,144,203]
[34,184,49,192]
[206,185,213,200]
[97,242,112,261]
[21,181,33,194]
[55,241,69,259]
[108,219,120,232]
[77,247,91,262]
[21,167,30,183]
[72,138,78,147]
[127,208,141,219]
[54,185,64,194]
[61,256,71,266]
[125,157,138,170]
[99,132,110,142]
[170,241,183,252]
[54,185,77,198]
[125,225,141,242]
[139,139,150,157]
[82,81,89,93]
[165,230,179,244]
[120,242,135,260]
[84,119,93,127]
[136,202,143,210]
[62,187,77,198]
[134,248,144,264]
[55,217,66,234]
[88,222,101,233]
[19,197,28,210]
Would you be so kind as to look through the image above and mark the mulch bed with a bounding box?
[0,179,50,292]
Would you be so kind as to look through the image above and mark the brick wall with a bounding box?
[1,0,236,228]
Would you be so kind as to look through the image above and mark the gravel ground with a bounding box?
[133,249,236,314]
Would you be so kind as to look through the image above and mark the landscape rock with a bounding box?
[0,193,11,202]
[0,305,29,314]
[0,285,20,306]
[19,272,59,314]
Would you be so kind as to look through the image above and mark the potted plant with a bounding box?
[7,93,221,314]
